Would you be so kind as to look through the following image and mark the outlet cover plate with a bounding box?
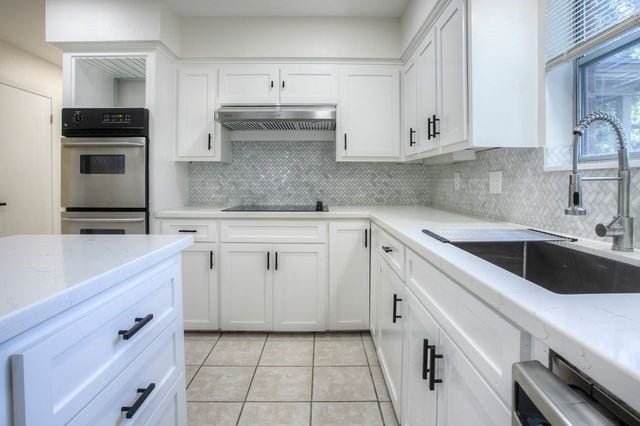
[489,171,502,194]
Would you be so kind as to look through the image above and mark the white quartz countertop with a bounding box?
[156,205,640,409]
[0,234,192,344]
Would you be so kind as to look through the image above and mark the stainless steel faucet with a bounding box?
[565,111,634,252]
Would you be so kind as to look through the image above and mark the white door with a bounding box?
[0,83,53,236]
[402,289,438,426]
[437,0,468,147]
[272,244,327,331]
[220,243,273,330]
[377,258,404,417]
[218,65,280,105]
[436,329,511,426]
[328,221,370,330]
[176,68,218,159]
[403,56,419,157]
[182,243,218,330]
[280,65,338,105]
[337,66,400,160]
[417,30,439,154]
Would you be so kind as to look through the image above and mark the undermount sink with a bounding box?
[452,241,640,294]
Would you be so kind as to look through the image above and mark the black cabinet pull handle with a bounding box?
[121,383,155,419]
[270,80,274,88]
[210,250,214,270]
[118,314,153,340]
[0,202,6,207]
[428,345,443,391]
[392,294,402,323]
[381,246,393,253]
[344,133,347,151]
[267,251,270,270]
[178,229,197,233]
[422,339,430,380]
[364,229,368,248]
[282,80,285,88]
[427,117,433,140]
[275,252,278,271]
[208,133,212,150]
[409,127,416,146]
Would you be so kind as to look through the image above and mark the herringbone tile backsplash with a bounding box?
[189,141,430,206]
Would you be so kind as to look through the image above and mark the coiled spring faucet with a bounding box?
[565,111,634,251]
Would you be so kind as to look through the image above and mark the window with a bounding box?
[577,32,640,161]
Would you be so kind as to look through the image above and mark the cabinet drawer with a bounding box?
[376,227,405,280]
[68,319,184,425]
[405,249,522,403]
[11,261,181,425]
[221,220,327,243]
[161,219,218,242]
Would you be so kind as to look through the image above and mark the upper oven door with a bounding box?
[61,137,146,208]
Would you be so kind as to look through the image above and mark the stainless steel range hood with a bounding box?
[215,106,336,131]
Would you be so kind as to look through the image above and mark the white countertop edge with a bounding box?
[0,236,193,344]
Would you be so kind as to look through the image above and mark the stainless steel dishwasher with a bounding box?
[512,353,640,425]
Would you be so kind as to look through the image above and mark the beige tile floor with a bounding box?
[184,331,400,426]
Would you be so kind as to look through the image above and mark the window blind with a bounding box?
[546,0,640,68]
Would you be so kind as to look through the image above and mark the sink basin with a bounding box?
[452,241,640,294]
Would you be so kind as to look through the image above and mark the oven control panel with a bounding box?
[102,112,132,123]
[62,108,149,137]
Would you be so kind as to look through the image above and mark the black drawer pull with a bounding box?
[178,229,197,233]
[267,251,270,270]
[210,250,214,270]
[208,133,212,150]
[422,339,430,380]
[118,314,153,340]
[364,229,368,248]
[392,294,402,323]
[381,246,393,253]
[121,383,155,419]
[428,345,443,391]
[275,252,279,271]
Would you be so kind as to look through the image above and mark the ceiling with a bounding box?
[165,0,410,18]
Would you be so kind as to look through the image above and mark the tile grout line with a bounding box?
[362,333,387,426]
[235,335,268,426]
[186,334,221,390]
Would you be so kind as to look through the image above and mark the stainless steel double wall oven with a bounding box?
[61,108,149,234]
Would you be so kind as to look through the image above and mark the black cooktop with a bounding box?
[223,201,328,212]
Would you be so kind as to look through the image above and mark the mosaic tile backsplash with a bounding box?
[427,147,640,248]
[189,141,430,206]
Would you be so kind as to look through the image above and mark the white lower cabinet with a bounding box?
[376,256,404,417]
[220,242,327,331]
[328,221,370,330]
[182,243,218,330]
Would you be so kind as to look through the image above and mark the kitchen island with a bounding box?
[0,234,192,425]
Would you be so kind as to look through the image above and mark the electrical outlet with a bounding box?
[454,172,460,192]
[489,171,502,194]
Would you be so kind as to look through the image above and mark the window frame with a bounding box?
[576,30,640,163]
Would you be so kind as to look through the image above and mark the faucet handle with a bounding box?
[595,216,625,237]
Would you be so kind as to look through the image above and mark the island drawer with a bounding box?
[377,227,405,281]
[405,249,523,403]
[68,319,184,425]
[161,219,218,242]
[11,260,181,425]
[221,220,327,243]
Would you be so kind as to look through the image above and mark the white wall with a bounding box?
[46,0,181,55]
[0,40,63,232]
[180,17,401,59]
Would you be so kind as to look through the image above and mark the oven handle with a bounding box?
[62,218,146,223]
[62,137,146,148]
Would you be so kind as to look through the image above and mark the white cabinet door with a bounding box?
[376,258,404,418]
[416,31,439,154]
[182,243,218,330]
[218,65,280,105]
[328,221,370,330]
[337,66,401,161]
[220,243,273,330]
[435,329,510,426]
[436,0,468,148]
[402,289,438,426]
[272,244,327,331]
[176,68,218,159]
[403,56,419,157]
[280,65,338,105]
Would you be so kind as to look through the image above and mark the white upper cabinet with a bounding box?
[279,65,338,105]
[402,55,419,157]
[416,30,439,155]
[218,65,280,105]
[176,67,230,162]
[337,66,401,161]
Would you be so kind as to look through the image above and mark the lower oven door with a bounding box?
[61,137,146,209]
[61,211,147,234]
